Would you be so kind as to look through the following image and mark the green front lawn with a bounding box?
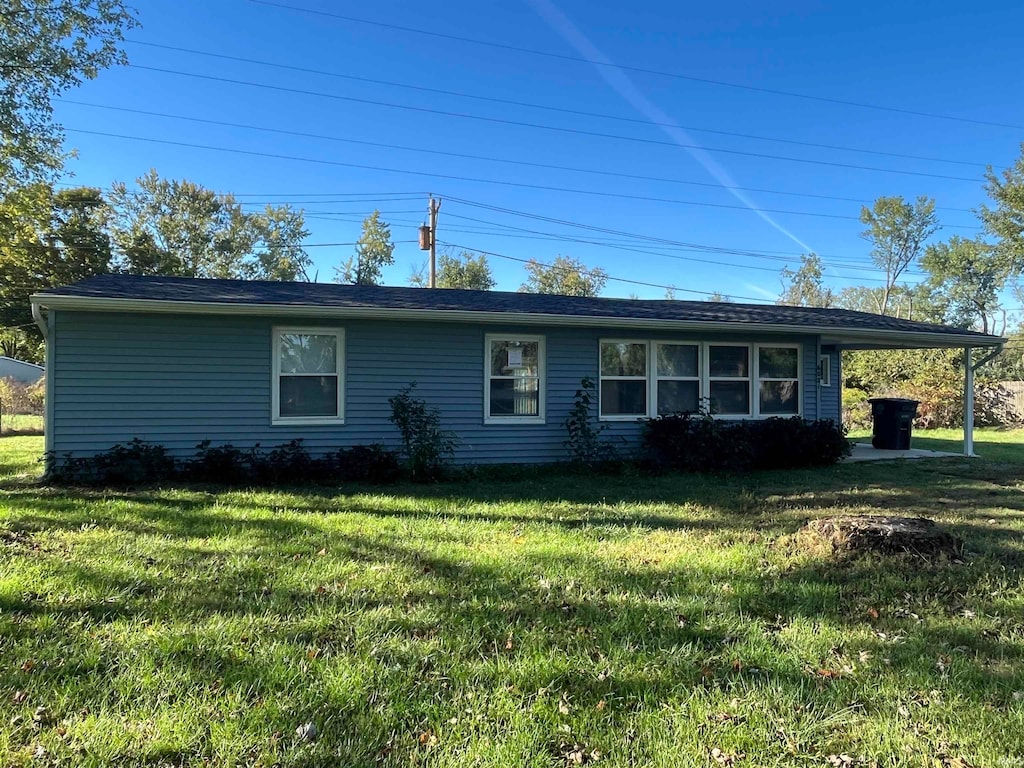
[1,432,1023,767]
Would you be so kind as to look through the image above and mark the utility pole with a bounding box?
[428,196,441,288]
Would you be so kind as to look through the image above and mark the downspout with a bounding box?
[31,301,55,467]
[962,343,1004,459]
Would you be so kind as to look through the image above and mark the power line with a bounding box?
[62,127,984,228]
[123,40,997,172]
[437,240,777,303]
[123,64,987,185]
[246,0,1024,132]
[441,196,932,274]
[57,99,978,215]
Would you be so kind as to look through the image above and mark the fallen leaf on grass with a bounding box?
[418,730,437,747]
[596,700,607,711]
[12,690,27,704]
[866,607,880,620]
[710,747,745,766]
[295,721,317,742]
[558,693,571,715]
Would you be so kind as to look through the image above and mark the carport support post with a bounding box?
[964,346,975,457]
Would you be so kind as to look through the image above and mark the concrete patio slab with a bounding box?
[844,442,966,463]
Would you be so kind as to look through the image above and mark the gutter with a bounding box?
[29,294,1007,349]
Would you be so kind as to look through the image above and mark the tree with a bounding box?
[979,143,1024,274]
[337,211,394,285]
[706,291,733,303]
[108,170,311,280]
[778,254,834,307]
[859,195,939,315]
[409,250,496,290]
[921,236,1011,334]
[0,184,111,337]
[1,1,138,189]
[520,255,607,297]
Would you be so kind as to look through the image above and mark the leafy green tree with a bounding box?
[520,255,607,297]
[921,236,1011,333]
[980,143,1024,273]
[410,250,496,290]
[0,184,111,336]
[108,170,311,280]
[0,326,43,364]
[778,254,834,307]
[706,291,733,303]
[337,211,394,285]
[860,196,939,315]
[1,0,138,189]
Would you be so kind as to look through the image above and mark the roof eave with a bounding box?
[30,294,1006,349]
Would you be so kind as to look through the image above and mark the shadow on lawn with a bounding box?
[4,457,1024,761]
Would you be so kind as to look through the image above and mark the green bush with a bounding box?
[388,383,457,482]
[0,376,44,417]
[49,439,403,487]
[641,414,850,473]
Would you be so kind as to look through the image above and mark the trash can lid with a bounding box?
[867,397,920,404]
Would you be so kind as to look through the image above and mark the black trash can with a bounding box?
[868,398,919,450]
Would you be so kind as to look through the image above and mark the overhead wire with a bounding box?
[121,63,988,185]
[61,127,984,229]
[246,0,1024,132]
[56,99,978,214]
[123,40,998,172]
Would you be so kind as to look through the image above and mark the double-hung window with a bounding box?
[655,343,701,415]
[708,344,751,416]
[272,327,344,424]
[485,335,545,423]
[758,345,800,416]
[599,341,648,418]
[598,339,802,420]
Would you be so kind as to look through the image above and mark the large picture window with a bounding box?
[485,335,545,423]
[272,327,344,424]
[600,341,648,418]
[758,345,800,415]
[598,339,801,420]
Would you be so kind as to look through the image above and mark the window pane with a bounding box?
[759,347,799,379]
[658,380,700,415]
[709,380,750,415]
[760,381,800,415]
[601,380,647,416]
[657,344,699,378]
[709,346,748,378]
[489,378,540,417]
[280,333,337,374]
[600,342,646,377]
[279,375,338,417]
[490,340,539,376]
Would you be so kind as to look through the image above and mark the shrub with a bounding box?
[331,445,403,484]
[49,439,403,487]
[563,376,618,467]
[48,438,177,486]
[388,383,457,482]
[841,387,872,431]
[641,415,850,474]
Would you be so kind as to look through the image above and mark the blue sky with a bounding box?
[54,0,1024,303]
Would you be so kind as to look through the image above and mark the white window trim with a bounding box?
[706,342,753,419]
[819,353,832,387]
[598,338,651,421]
[755,342,803,418]
[597,339,804,421]
[654,341,702,418]
[484,334,546,425]
[271,326,345,426]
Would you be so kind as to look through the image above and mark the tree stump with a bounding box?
[803,515,964,559]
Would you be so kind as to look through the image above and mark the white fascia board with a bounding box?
[30,294,1006,349]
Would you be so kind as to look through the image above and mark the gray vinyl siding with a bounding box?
[819,346,841,423]
[50,310,824,464]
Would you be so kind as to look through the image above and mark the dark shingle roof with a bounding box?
[35,274,1003,344]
